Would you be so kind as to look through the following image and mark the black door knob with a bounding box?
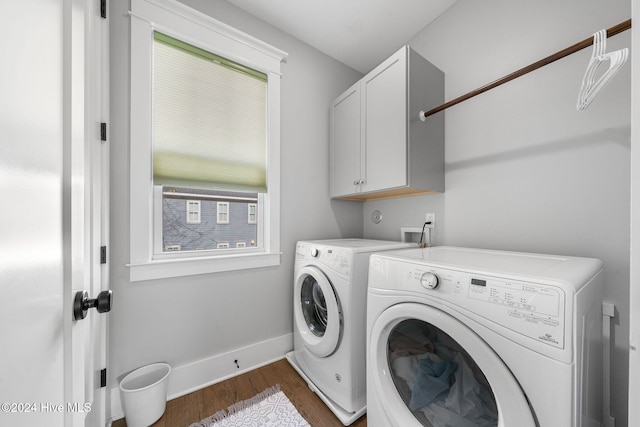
[73,290,112,321]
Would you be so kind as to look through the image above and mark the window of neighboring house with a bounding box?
[186,200,200,224]
[248,203,257,224]
[217,202,229,224]
[128,0,286,281]
[236,242,246,248]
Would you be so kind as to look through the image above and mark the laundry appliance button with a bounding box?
[420,272,440,290]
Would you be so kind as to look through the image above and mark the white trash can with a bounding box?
[119,362,171,427]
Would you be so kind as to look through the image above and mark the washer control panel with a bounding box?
[296,242,352,276]
[380,263,566,350]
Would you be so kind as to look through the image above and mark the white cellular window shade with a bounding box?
[153,32,268,192]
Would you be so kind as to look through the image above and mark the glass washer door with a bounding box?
[294,266,342,357]
[369,303,536,427]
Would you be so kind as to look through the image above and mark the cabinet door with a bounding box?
[362,49,407,193]
[330,83,361,197]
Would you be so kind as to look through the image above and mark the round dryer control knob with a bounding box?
[420,272,439,290]
[310,248,319,257]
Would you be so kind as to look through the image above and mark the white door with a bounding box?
[368,303,536,427]
[0,1,108,426]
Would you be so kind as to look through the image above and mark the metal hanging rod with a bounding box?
[420,19,632,121]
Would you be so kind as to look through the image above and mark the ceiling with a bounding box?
[223,0,458,73]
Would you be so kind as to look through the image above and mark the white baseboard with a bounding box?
[109,333,293,423]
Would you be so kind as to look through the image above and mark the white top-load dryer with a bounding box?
[366,246,603,427]
[287,238,413,425]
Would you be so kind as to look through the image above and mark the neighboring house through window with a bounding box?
[162,188,258,252]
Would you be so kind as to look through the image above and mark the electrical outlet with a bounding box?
[425,213,435,228]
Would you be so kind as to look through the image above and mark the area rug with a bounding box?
[189,385,311,427]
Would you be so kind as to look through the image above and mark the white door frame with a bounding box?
[65,0,109,426]
[629,0,639,424]
[79,0,110,425]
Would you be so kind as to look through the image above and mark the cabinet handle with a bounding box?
[353,180,359,185]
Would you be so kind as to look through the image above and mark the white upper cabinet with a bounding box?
[330,46,444,200]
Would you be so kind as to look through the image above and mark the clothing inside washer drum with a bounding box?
[301,276,329,337]
[388,319,499,427]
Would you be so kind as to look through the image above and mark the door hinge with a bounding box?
[100,122,107,141]
[100,0,107,19]
[100,246,107,264]
[100,368,107,388]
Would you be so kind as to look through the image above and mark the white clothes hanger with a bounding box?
[577,29,629,111]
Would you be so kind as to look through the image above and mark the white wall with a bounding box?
[108,0,362,404]
[363,0,631,425]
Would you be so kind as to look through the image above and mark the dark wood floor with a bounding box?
[112,358,367,427]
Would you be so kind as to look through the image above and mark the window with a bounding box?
[161,188,257,252]
[248,203,257,224]
[186,200,200,224]
[236,242,246,248]
[129,0,287,281]
[217,202,229,224]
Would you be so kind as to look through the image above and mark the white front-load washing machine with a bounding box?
[366,246,603,427]
[286,239,413,425]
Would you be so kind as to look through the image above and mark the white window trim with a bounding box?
[128,0,286,282]
[217,202,229,224]
[186,200,201,224]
